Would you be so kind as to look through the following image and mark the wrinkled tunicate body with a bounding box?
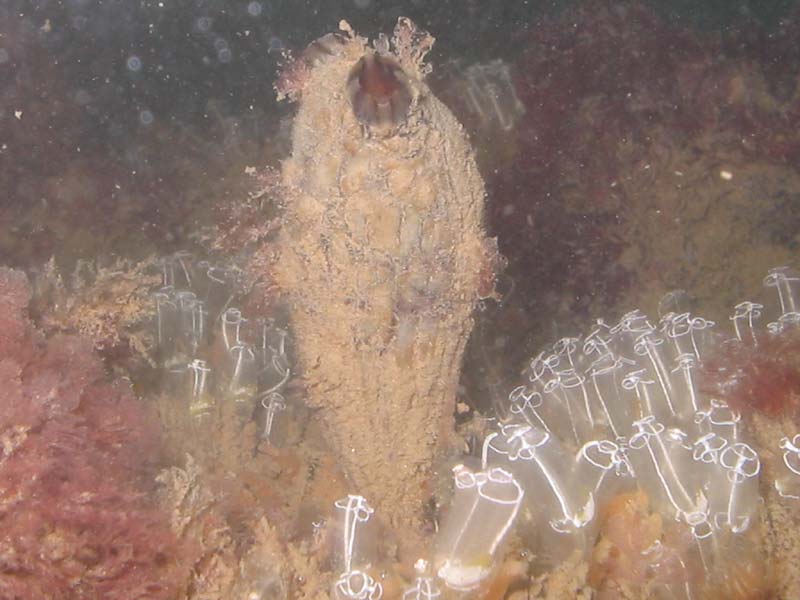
[274,19,489,546]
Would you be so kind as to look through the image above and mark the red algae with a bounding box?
[701,332,800,417]
[0,268,189,598]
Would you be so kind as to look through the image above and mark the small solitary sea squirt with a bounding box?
[274,18,494,553]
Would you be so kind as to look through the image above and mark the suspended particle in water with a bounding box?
[139,109,154,125]
[218,48,232,63]
[126,55,142,71]
[196,16,212,33]
[268,36,284,51]
[247,1,262,16]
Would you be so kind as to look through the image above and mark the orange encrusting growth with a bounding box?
[588,490,665,593]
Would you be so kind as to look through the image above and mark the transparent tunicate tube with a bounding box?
[260,391,286,444]
[187,358,214,418]
[730,301,764,345]
[551,336,583,371]
[402,576,441,600]
[573,438,633,509]
[660,312,717,364]
[507,385,550,432]
[153,290,178,356]
[657,289,690,318]
[482,424,594,534]
[222,307,247,351]
[694,399,740,441]
[256,320,291,394]
[175,290,207,354]
[776,434,800,500]
[332,495,382,600]
[633,332,677,421]
[689,432,760,533]
[196,261,238,318]
[542,367,595,446]
[669,352,704,426]
[713,442,760,532]
[764,266,800,332]
[690,432,729,499]
[628,417,707,522]
[522,353,574,440]
[333,571,383,600]
[434,465,523,591]
[525,351,558,390]
[621,368,661,423]
[159,251,193,290]
[172,250,194,288]
[607,309,656,362]
[586,353,636,439]
[582,321,614,362]
[175,290,198,329]
[458,59,525,132]
[228,343,258,399]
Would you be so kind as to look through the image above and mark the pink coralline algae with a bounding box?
[0,267,186,599]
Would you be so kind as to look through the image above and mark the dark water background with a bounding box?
[2,0,796,268]
[3,0,795,136]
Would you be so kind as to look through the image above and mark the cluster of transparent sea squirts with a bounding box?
[152,258,800,598]
[152,251,291,444]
